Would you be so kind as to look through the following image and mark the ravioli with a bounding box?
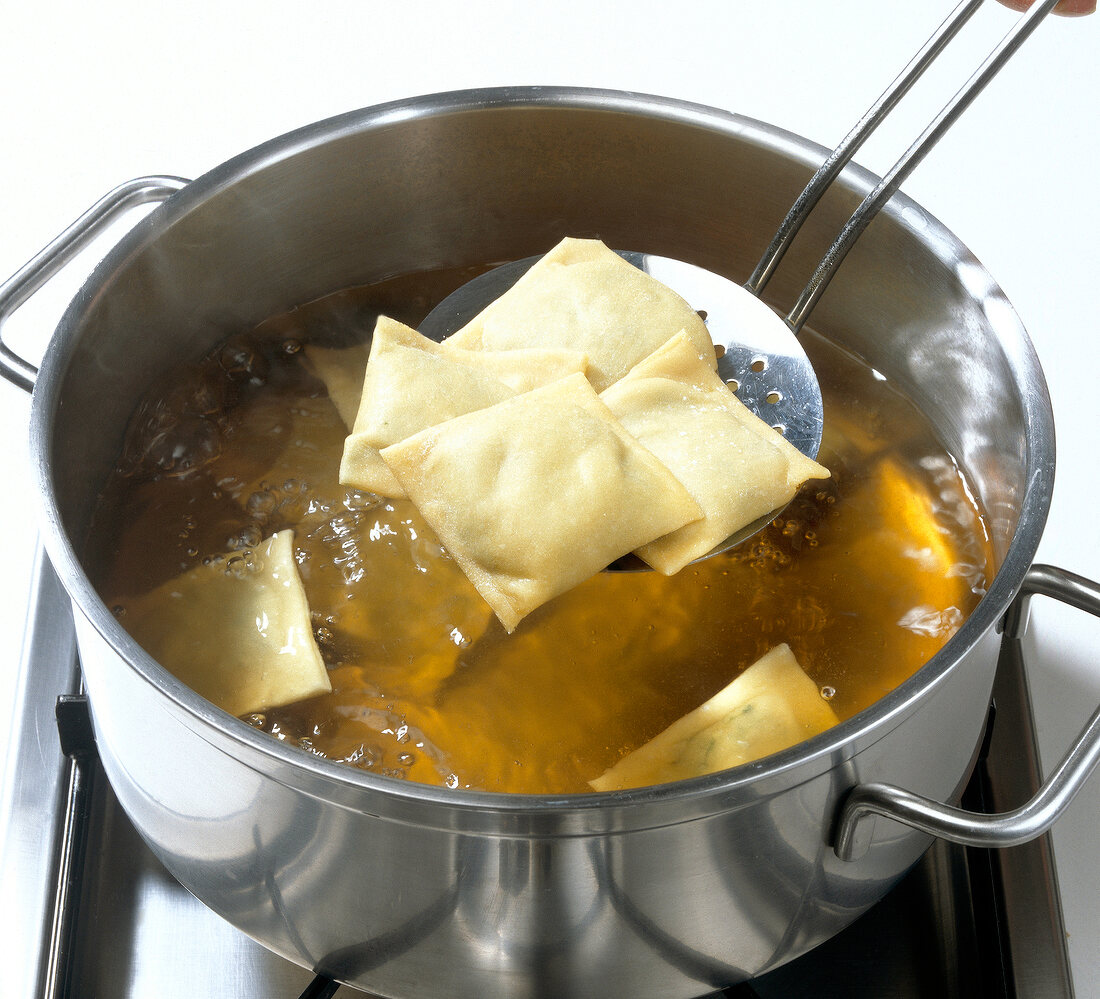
[589,644,839,791]
[601,331,830,573]
[340,317,587,498]
[380,373,703,633]
[222,391,348,507]
[116,530,331,718]
[302,341,372,429]
[439,342,588,394]
[443,237,716,391]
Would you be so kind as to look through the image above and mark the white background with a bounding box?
[1,1,1097,994]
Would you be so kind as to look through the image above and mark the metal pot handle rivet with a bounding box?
[0,175,190,394]
[833,564,1100,862]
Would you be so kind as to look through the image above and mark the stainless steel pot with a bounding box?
[4,89,1100,999]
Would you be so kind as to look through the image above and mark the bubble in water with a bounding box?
[189,380,225,416]
[410,533,446,573]
[344,489,381,511]
[369,520,399,543]
[230,524,263,550]
[790,596,826,633]
[896,605,964,638]
[247,489,279,517]
[821,686,836,700]
[219,341,268,382]
[224,551,256,579]
[342,744,367,765]
[142,416,223,477]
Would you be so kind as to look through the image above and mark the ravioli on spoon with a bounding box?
[441,236,717,392]
[602,330,829,573]
[380,372,704,633]
[339,315,588,498]
[422,236,824,465]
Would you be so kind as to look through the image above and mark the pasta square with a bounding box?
[117,530,331,717]
[340,317,587,498]
[444,237,716,392]
[380,373,703,632]
[301,341,371,430]
[601,331,829,573]
[589,644,838,790]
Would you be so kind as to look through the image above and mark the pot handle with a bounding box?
[0,175,190,394]
[834,564,1100,862]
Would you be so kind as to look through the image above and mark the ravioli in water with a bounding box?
[601,331,830,574]
[443,237,716,392]
[589,644,839,791]
[116,530,331,717]
[301,341,372,430]
[340,317,587,498]
[380,373,703,632]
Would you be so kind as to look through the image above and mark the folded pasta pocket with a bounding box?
[439,342,588,394]
[340,317,515,498]
[302,341,372,430]
[589,643,838,791]
[340,317,586,498]
[115,530,331,718]
[380,373,703,632]
[444,237,716,392]
[227,391,348,506]
[601,331,830,574]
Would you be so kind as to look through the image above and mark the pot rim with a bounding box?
[30,85,1056,827]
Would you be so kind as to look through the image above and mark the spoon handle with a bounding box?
[789,0,1058,332]
[746,0,984,300]
[745,0,1058,334]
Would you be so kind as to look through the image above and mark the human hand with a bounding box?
[997,0,1095,14]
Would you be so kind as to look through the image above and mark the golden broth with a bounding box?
[89,268,993,794]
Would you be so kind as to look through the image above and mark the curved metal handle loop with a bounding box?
[0,175,190,394]
[834,564,1100,862]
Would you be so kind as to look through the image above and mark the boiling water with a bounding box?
[89,268,992,794]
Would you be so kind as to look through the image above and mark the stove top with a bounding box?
[0,551,1075,998]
